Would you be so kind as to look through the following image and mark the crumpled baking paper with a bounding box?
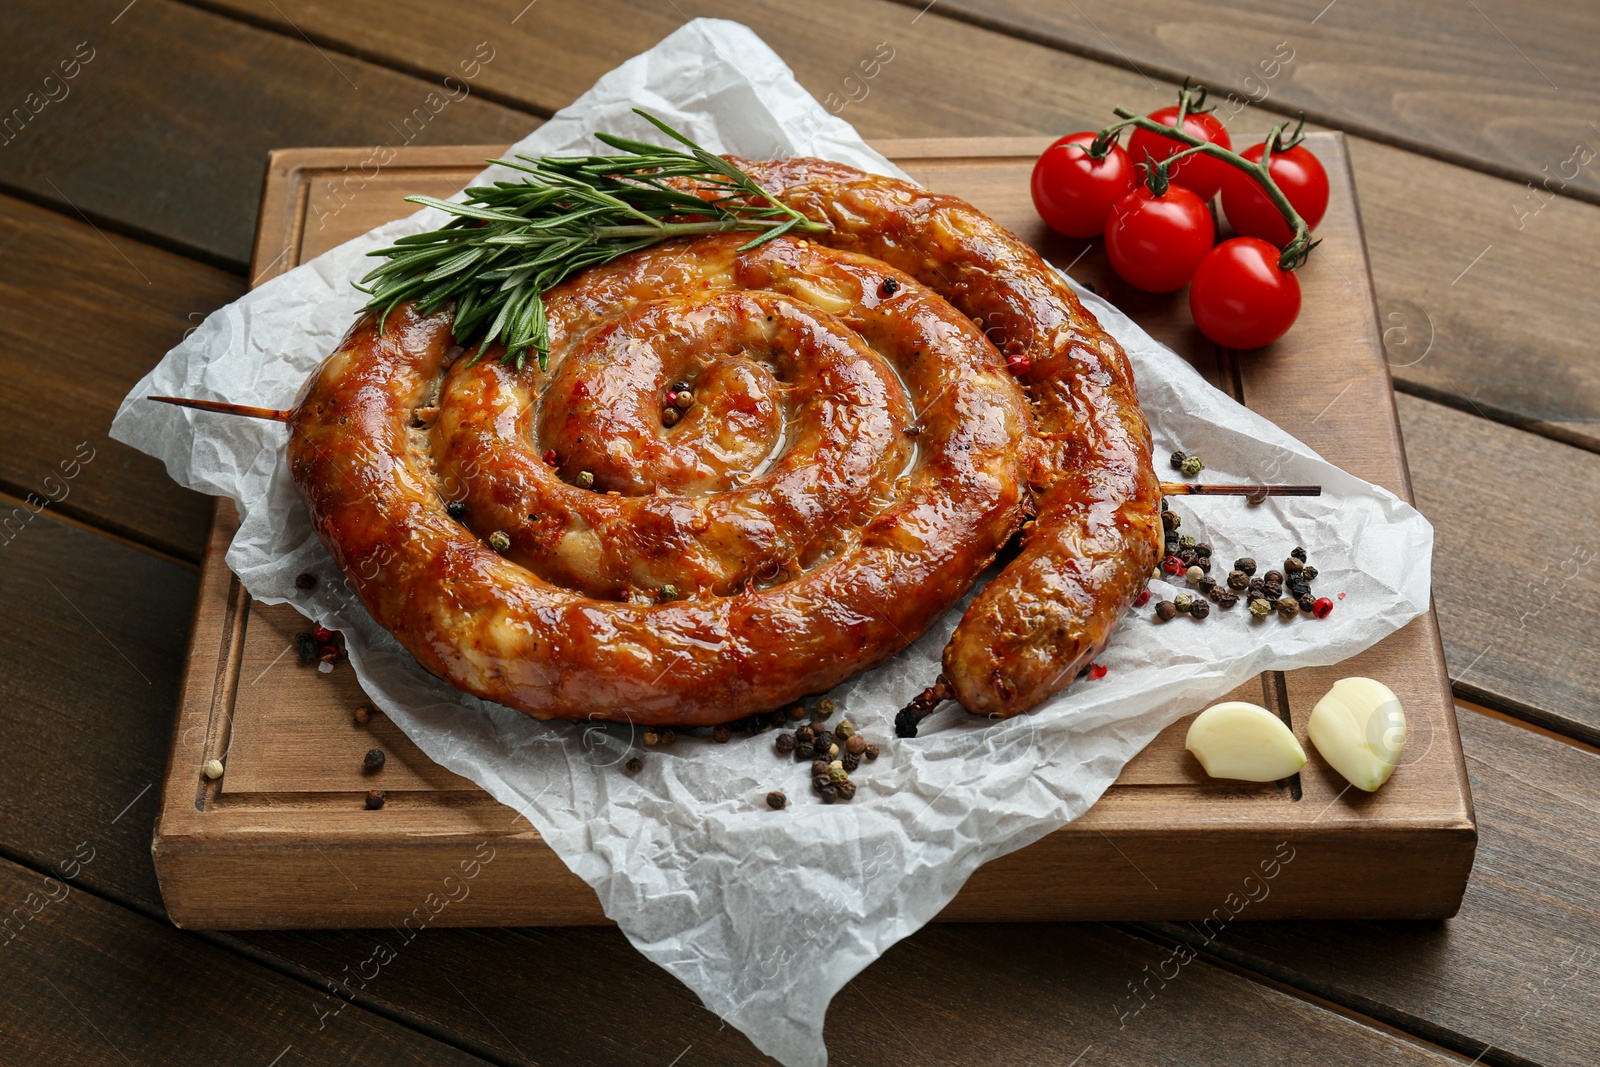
[111,19,1432,1066]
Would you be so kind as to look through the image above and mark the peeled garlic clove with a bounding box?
[1307,677,1405,792]
[1185,701,1307,782]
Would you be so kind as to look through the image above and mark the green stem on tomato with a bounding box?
[1106,106,1316,271]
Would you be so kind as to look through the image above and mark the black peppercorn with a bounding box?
[766,790,787,810]
[1288,578,1312,599]
[445,499,467,520]
[295,572,317,590]
[835,780,858,802]
[363,748,386,773]
[819,783,840,804]
[626,756,643,774]
[1195,557,1212,573]
[1169,449,1189,471]
[794,724,815,743]
[775,733,797,754]
[786,703,808,721]
[794,741,815,761]
[1302,565,1318,581]
[1165,537,1180,557]
[1227,570,1249,591]
[712,725,731,744]
[1235,557,1257,576]
[1197,576,1218,596]
[1291,546,1308,562]
[1179,548,1198,566]
[1277,596,1300,619]
[1189,599,1211,620]
[296,631,318,664]
[1298,594,1317,614]
[1264,569,1284,585]
[841,751,861,772]
[1284,556,1304,574]
[365,789,385,810]
[1162,510,1180,531]
[864,744,881,761]
[1154,600,1178,622]
[1214,591,1239,608]
[1248,577,1265,595]
[1262,581,1284,599]
[1194,542,1212,558]
[812,759,832,778]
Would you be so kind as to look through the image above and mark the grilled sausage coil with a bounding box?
[288,158,1160,726]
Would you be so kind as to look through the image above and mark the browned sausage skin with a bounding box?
[288,157,1159,726]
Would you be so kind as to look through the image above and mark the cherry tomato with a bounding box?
[1030,133,1138,238]
[1188,237,1301,349]
[1127,107,1233,200]
[1104,184,1215,293]
[1220,142,1330,247]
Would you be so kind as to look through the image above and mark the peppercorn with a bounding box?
[1288,578,1312,599]
[673,390,694,411]
[879,277,900,297]
[1262,580,1284,599]
[775,733,797,754]
[835,780,858,802]
[1189,599,1211,620]
[712,725,731,744]
[1134,588,1152,608]
[1180,455,1204,477]
[361,750,385,776]
[794,723,815,743]
[1194,556,1212,573]
[203,758,224,780]
[1179,534,1198,550]
[487,530,511,553]
[794,741,815,761]
[845,734,868,755]
[1155,601,1178,622]
[841,751,861,772]
[1174,593,1195,613]
[1186,565,1204,584]
[812,758,832,778]
[767,790,787,810]
[1194,542,1212,558]
[1161,555,1185,575]
[836,720,856,739]
[1302,565,1318,581]
[1250,598,1273,618]
[296,631,318,664]
[661,407,681,427]
[1312,596,1334,619]
[295,572,317,590]
[643,729,660,746]
[815,730,838,751]
[1006,351,1032,376]
[365,789,386,810]
[815,697,837,719]
[542,449,559,466]
[1162,510,1181,531]
[1277,596,1300,619]
[354,704,372,725]
[1248,577,1265,595]
[1197,575,1218,596]
[1291,546,1308,562]
[1235,557,1257,576]
[828,764,849,784]
[1179,548,1198,566]
[786,703,807,721]
[1170,450,1189,471]
[864,744,881,761]
[626,756,643,773]
[1227,570,1249,591]
[1165,534,1180,553]
[1284,556,1304,574]
[573,470,596,489]
[658,584,679,602]
[1298,594,1317,614]
[658,728,677,746]
[1264,569,1284,585]
[818,782,840,803]
[446,499,467,520]
[1214,591,1239,608]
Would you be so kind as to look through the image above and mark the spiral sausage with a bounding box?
[288,158,1160,726]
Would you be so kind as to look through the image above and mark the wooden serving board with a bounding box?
[153,135,1475,929]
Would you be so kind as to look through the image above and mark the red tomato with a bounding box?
[1030,133,1137,237]
[1220,143,1330,247]
[1104,184,1215,293]
[1188,237,1301,349]
[1127,107,1233,200]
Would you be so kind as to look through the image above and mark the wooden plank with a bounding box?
[237,922,1466,1066]
[1397,394,1600,744]
[917,0,1600,203]
[0,193,234,561]
[195,0,1600,447]
[1144,706,1600,1067]
[0,0,533,269]
[0,855,488,1065]
[150,138,1473,929]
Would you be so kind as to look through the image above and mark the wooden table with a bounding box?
[1,2,1594,1064]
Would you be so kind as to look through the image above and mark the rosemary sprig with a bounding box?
[355,110,829,369]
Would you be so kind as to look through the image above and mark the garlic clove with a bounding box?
[1185,701,1307,782]
[1307,677,1405,792]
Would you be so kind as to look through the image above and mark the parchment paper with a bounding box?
[111,20,1432,1066]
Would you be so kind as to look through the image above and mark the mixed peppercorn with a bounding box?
[1149,499,1333,625]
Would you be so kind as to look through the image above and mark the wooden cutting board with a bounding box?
[153,135,1475,929]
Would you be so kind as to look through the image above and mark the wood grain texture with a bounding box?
[0,855,488,1065]
[238,922,1467,1067]
[0,193,234,561]
[1397,394,1600,744]
[1145,707,1600,1067]
[194,0,1600,446]
[0,0,533,269]
[921,0,1600,202]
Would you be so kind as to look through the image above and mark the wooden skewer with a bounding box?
[1160,482,1321,497]
[149,396,293,423]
